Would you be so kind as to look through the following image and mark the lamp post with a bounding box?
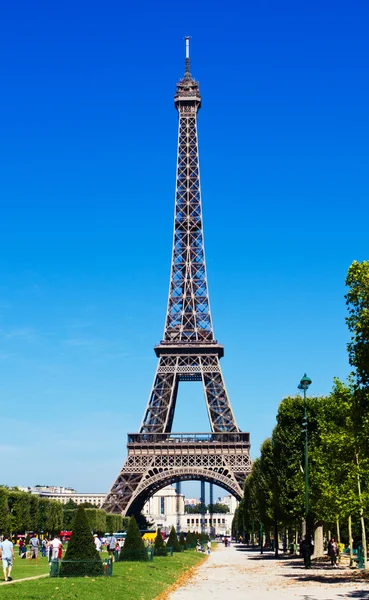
[298,373,312,568]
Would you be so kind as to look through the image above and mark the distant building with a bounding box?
[184,498,199,506]
[21,486,106,508]
[143,485,235,535]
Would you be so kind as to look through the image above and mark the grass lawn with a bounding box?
[2,555,50,580]
[0,551,206,599]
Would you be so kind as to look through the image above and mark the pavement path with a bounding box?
[169,544,369,600]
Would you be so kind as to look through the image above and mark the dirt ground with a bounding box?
[169,543,369,600]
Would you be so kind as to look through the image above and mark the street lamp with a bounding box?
[298,373,312,568]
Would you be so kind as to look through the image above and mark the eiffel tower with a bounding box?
[103,39,251,516]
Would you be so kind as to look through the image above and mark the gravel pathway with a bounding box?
[169,544,369,600]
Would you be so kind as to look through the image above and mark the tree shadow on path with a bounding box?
[338,592,369,598]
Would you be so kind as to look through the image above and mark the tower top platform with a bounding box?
[174,37,201,108]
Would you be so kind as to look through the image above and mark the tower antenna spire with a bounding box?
[185,36,191,76]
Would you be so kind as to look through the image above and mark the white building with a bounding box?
[143,485,235,536]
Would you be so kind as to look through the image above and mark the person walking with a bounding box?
[29,533,40,565]
[0,534,15,581]
[93,534,102,553]
[41,538,47,558]
[106,532,117,557]
[328,537,339,567]
[51,535,62,560]
[207,540,211,554]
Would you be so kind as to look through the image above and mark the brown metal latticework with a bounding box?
[103,40,251,516]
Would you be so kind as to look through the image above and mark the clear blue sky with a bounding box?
[1,1,368,499]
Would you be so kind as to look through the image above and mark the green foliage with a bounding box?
[179,531,186,549]
[106,514,126,533]
[167,526,181,552]
[185,503,229,514]
[185,531,195,547]
[29,495,39,532]
[59,506,104,577]
[0,488,10,535]
[10,492,31,533]
[154,528,167,556]
[84,509,106,534]
[346,260,369,387]
[199,532,209,545]
[185,504,202,514]
[119,516,148,561]
[63,509,76,530]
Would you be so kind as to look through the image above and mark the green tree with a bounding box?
[0,488,10,535]
[10,492,31,533]
[29,495,39,532]
[119,516,148,561]
[346,260,369,387]
[211,503,230,514]
[167,526,181,552]
[185,504,202,514]
[63,499,77,510]
[84,509,106,535]
[59,506,104,577]
[179,531,186,549]
[154,528,167,556]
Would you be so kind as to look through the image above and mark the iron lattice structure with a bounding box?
[103,40,251,516]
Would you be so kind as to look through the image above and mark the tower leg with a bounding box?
[200,481,206,536]
[209,482,214,538]
[175,481,181,534]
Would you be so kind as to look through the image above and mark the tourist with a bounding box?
[106,532,117,557]
[207,540,211,554]
[51,535,62,560]
[41,538,47,557]
[93,534,102,552]
[47,538,53,562]
[0,533,15,582]
[58,539,63,560]
[328,537,339,567]
[114,541,120,562]
[20,540,27,559]
[29,533,40,565]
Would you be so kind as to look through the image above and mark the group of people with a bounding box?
[0,531,64,581]
[196,539,212,554]
[299,535,340,569]
[93,532,125,561]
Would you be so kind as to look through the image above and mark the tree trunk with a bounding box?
[336,518,341,545]
[313,523,324,557]
[336,519,341,563]
[274,518,279,557]
[348,515,354,567]
[356,452,368,570]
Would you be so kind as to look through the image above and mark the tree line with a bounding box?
[233,261,369,566]
[0,488,127,536]
[185,503,230,514]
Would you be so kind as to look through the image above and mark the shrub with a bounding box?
[167,526,181,552]
[59,506,104,577]
[154,528,167,556]
[179,532,186,549]
[119,516,148,561]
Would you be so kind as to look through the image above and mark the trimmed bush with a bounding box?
[154,528,167,556]
[167,526,181,552]
[179,531,186,549]
[119,516,148,561]
[59,506,104,577]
